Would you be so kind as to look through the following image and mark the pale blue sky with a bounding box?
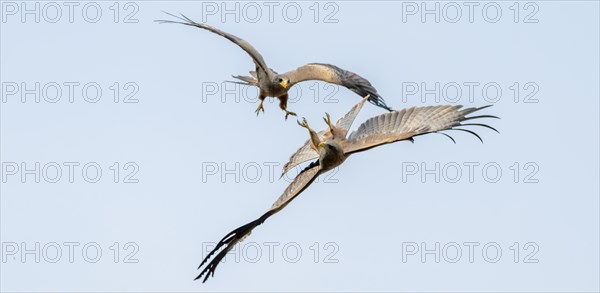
[1,1,599,292]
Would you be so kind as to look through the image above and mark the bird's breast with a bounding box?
[319,150,346,172]
[264,83,287,97]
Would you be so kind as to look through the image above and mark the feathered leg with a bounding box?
[278,94,296,120]
[297,118,321,151]
[255,92,266,116]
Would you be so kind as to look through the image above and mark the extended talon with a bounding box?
[297,117,309,129]
[323,112,333,129]
[285,110,297,120]
[254,101,265,116]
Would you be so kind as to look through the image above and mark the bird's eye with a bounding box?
[278,78,282,82]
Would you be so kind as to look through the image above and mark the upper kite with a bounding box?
[156,12,392,119]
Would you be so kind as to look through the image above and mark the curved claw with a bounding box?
[297,117,309,129]
[285,111,297,121]
[254,101,265,116]
[322,112,333,129]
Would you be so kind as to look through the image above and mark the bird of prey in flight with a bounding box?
[156,13,392,119]
[194,96,499,282]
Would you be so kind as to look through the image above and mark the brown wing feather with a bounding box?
[284,63,391,111]
[156,12,273,79]
[270,163,321,211]
[281,131,327,178]
[345,105,498,153]
[334,95,369,137]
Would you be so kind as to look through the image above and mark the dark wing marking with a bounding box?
[284,63,391,111]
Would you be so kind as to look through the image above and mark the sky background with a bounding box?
[1,1,599,292]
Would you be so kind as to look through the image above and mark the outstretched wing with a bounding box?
[334,95,370,137]
[156,12,273,79]
[195,163,321,283]
[345,105,499,154]
[284,63,391,111]
[281,131,327,178]
[280,96,369,178]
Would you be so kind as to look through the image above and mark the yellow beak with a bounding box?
[280,80,288,88]
[318,142,327,148]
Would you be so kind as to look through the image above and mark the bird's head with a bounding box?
[318,140,341,153]
[276,76,289,89]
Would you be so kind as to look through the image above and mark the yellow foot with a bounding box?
[297,117,310,129]
[284,110,297,121]
[254,101,265,116]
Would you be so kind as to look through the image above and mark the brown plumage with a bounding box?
[195,96,499,283]
[156,12,392,119]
